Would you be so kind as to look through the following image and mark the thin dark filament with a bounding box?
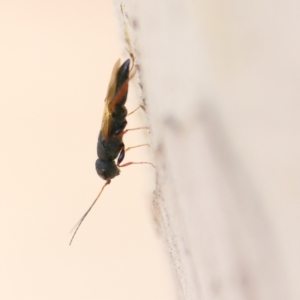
[69,180,111,245]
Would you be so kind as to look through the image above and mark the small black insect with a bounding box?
[70,59,154,245]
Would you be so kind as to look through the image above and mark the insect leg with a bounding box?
[117,143,154,168]
[128,52,135,73]
[125,144,150,152]
[127,105,145,117]
[118,161,155,168]
[117,143,125,165]
[113,127,149,138]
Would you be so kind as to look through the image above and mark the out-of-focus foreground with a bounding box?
[115,1,300,300]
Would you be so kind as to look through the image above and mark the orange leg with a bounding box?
[127,105,145,117]
[125,143,150,152]
[118,161,155,168]
[113,127,149,139]
[117,143,155,168]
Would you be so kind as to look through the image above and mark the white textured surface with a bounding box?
[115,1,300,299]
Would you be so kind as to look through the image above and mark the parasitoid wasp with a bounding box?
[69,58,154,245]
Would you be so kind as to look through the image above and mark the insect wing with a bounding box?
[101,59,121,138]
[104,59,121,103]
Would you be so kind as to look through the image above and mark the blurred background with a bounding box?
[0,1,174,299]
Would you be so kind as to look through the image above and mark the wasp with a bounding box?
[70,58,154,245]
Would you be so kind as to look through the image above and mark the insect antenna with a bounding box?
[69,180,111,245]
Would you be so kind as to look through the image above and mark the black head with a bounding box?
[95,159,120,180]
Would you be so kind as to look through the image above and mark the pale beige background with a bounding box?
[0,1,174,299]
